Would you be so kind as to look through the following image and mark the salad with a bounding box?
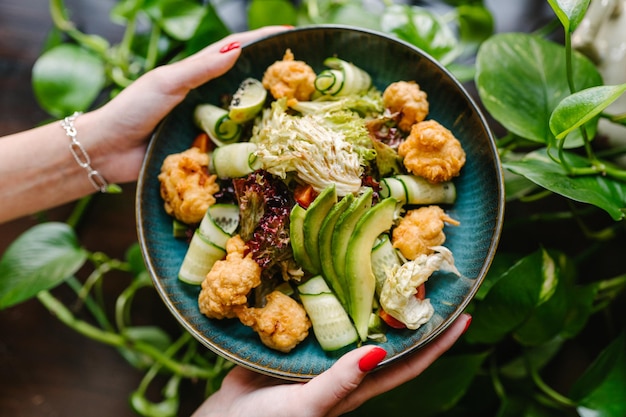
[157,49,466,354]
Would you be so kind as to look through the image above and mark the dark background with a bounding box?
[0,1,570,416]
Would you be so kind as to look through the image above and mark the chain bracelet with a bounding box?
[60,112,109,193]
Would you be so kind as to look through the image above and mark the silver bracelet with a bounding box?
[60,111,109,193]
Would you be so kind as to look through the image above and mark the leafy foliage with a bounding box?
[1,1,625,416]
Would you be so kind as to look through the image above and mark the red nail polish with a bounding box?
[220,41,240,53]
[462,315,472,334]
[358,346,387,372]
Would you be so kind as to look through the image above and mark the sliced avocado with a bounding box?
[290,204,316,273]
[303,185,337,274]
[345,197,397,341]
[331,188,373,307]
[318,193,354,307]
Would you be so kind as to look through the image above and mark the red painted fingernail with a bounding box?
[219,41,240,53]
[358,346,387,372]
[282,25,295,29]
[462,315,473,334]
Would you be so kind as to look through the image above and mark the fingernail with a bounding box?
[220,41,240,53]
[462,314,473,334]
[358,346,387,372]
[282,25,295,29]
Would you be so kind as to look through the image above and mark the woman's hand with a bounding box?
[192,313,471,417]
[91,26,290,185]
[0,26,289,222]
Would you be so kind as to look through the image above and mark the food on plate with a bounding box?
[237,290,311,353]
[398,119,466,183]
[262,49,316,104]
[198,235,262,319]
[158,50,466,353]
[382,80,429,132]
[158,147,219,224]
[392,205,460,260]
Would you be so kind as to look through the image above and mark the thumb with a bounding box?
[299,345,387,416]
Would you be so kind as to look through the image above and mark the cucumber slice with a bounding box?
[303,185,337,274]
[298,276,359,352]
[380,174,456,205]
[198,203,239,249]
[331,188,373,306]
[228,78,267,124]
[318,193,354,307]
[371,234,402,295]
[314,57,372,96]
[345,197,397,341]
[210,142,261,179]
[194,103,242,146]
[178,230,226,285]
[290,204,317,273]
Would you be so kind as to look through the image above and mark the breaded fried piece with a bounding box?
[158,147,219,224]
[237,290,311,353]
[198,235,262,319]
[392,205,460,260]
[262,49,316,104]
[383,80,429,132]
[398,120,466,183]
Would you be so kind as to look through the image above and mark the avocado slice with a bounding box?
[318,193,354,307]
[345,197,397,341]
[303,185,337,274]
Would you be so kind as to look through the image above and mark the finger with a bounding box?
[349,313,471,403]
[295,345,385,416]
[170,25,292,91]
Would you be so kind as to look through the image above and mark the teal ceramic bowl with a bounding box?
[136,25,505,381]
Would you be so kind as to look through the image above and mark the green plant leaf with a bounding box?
[550,84,626,140]
[32,44,105,117]
[456,4,494,51]
[570,332,626,417]
[143,0,206,41]
[0,222,87,309]
[119,326,173,369]
[475,33,602,147]
[348,352,487,416]
[465,248,559,344]
[248,0,297,29]
[503,149,626,221]
[547,0,591,32]
[183,3,230,56]
[381,5,460,65]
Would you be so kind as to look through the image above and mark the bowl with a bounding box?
[136,25,505,381]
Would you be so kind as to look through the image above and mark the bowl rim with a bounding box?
[136,23,506,380]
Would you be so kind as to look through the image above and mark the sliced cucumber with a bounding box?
[298,276,359,352]
[198,203,239,249]
[331,188,373,305]
[371,234,402,295]
[314,57,371,96]
[209,142,261,179]
[318,193,354,307]
[178,230,226,285]
[290,204,317,273]
[380,174,456,205]
[194,103,242,146]
[303,185,337,274]
[345,197,397,341]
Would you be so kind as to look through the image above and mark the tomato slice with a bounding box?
[416,283,426,300]
[379,309,406,329]
[294,184,317,208]
[191,132,213,153]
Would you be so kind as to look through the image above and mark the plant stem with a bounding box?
[526,353,577,409]
[37,290,220,379]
